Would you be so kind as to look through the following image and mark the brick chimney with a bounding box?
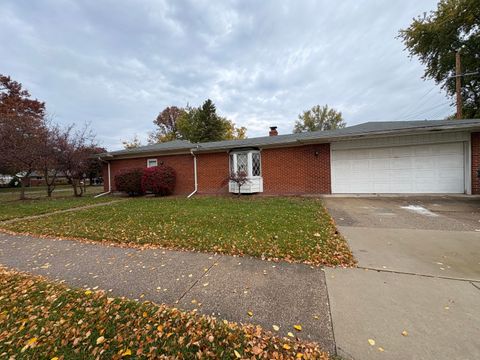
[269,126,278,136]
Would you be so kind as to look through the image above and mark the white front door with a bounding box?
[331,142,465,193]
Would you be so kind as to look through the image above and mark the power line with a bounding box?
[402,102,449,121]
[397,86,438,119]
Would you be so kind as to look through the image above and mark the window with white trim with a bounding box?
[229,150,261,177]
[147,158,158,168]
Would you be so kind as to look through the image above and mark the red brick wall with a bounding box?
[472,132,480,195]
[262,144,331,194]
[196,152,230,194]
[103,154,195,195]
[103,144,332,195]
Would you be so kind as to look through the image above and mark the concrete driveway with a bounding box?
[323,196,480,360]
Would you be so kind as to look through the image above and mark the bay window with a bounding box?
[229,149,263,193]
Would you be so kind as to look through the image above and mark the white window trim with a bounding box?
[229,150,262,178]
[147,158,158,168]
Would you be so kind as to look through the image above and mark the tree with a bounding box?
[399,0,480,118]
[56,124,97,197]
[122,134,142,149]
[0,75,47,200]
[176,100,247,143]
[37,123,62,197]
[148,101,246,144]
[148,106,185,143]
[228,171,249,196]
[293,105,345,133]
[224,119,247,140]
[86,146,107,185]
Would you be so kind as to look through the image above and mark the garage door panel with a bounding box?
[331,142,465,194]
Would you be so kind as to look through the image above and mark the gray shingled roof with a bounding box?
[101,119,480,158]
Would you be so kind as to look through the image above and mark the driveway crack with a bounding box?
[356,266,479,283]
[470,281,480,291]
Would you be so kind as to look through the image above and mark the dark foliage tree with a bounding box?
[293,105,345,133]
[399,0,480,118]
[38,123,62,197]
[0,74,47,199]
[56,125,97,197]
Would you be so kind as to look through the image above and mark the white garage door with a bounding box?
[331,142,465,193]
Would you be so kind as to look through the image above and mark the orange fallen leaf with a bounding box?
[283,343,291,350]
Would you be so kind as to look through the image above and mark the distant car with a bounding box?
[0,175,14,186]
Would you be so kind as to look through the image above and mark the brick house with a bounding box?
[100,120,480,196]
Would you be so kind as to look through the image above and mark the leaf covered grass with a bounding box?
[0,267,329,359]
[1,197,354,266]
[0,190,113,221]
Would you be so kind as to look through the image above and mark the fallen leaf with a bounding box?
[287,332,294,337]
[272,325,280,331]
[368,339,376,346]
[121,349,132,356]
[401,330,408,337]
[293,324,302,331]
[252,346,262,355]
[378,347,385,352]
[283,343,291,350]
[296,353,304,358]
[84,290,92,295]
[234,349,241,358]
[96,336,105,345]
[247,311,253,317]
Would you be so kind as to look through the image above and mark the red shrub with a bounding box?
[114,168,144,196]
[141,165,176,196]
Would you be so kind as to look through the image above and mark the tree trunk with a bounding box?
[72,179,84,197]
[19,178,26,200]
[44,170,56,197]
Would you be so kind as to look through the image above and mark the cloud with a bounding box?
[0,0,452,150]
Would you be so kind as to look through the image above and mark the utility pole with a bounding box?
[455,50,462,119]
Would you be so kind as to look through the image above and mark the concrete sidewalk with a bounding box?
[0,232,335,354]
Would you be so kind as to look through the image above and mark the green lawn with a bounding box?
[1,197,354,266]
[0,267,328,359]
[0,192,113,221]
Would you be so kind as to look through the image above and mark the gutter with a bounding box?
[94,157,112,198]
[187,148,198,198]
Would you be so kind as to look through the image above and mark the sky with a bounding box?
[1,0,453,150]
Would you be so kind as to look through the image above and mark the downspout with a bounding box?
[94,157,112,198]
[187,148,198,198]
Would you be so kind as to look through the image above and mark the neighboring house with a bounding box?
[24,171,70,187]
[99,119,480,195]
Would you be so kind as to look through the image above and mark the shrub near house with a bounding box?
[141,165,176,196]
[114,168,144,196]
[114,166,177,197]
